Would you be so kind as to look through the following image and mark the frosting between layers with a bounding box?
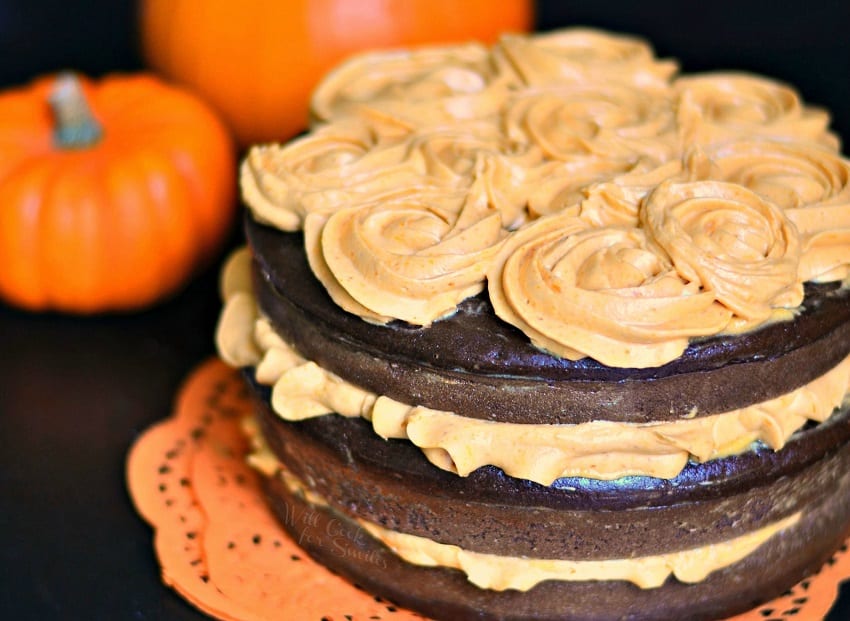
[358,505,799,591]
[218,247,850,483]
[240,28,850,369]
[243,423,801,592]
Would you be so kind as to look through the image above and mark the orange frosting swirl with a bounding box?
[675,73,839,149]
[495,28,678,90]
[310,43,516,134]
[404,122,513,183]
[523,158,633,219]
[241,122,422,230]
[504,84,678,164]
[312,182,506,325]
[488,211,731,367]
[696,140,850,282]
[577,159,686,227]
[641,180,803,322]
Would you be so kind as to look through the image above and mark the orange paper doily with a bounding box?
[127,358,850,621]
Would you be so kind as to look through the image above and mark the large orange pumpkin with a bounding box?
[140,0,534,147]
[0,73,236,314]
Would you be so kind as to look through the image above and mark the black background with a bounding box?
[1,1,848,619]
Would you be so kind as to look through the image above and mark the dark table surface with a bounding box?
[2,1,850,619]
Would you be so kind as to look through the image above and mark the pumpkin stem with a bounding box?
[50,72,103,148]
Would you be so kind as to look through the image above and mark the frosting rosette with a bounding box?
[488,211,732,368]
[698,140,850,282]
[240,121,422,230]
[495,28,678,90]
[641,180,803,322]
[310,42,516,134]
[524,158,635,219]
[403,122,516,184]
[675,72,839,149]
[307,181,506,326]
[504,83,678,164]
[525,157,685,224]
[577,159,685,227]
[379,123,541,230]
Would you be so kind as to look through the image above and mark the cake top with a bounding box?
[240,27,850,369]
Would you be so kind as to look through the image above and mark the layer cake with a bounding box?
[217,28,850,620]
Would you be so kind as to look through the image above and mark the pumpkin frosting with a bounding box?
[240,27,850,369]
[488,210,733,367]
[308,179,507,325]
[674,72,840,150]
[694,139,850,283]
[641,180,803,324]
[310,42,517,134]
[493,27,678,91]
[503,83,679,165]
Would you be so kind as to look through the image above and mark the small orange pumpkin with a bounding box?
[0,72,237,314]
[140,0,534,147]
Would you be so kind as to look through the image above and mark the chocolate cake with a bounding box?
[216,28,850,620]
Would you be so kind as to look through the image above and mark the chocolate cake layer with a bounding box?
[246,214,850,423]
[249,374,850,560]
[262,451,850,621]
